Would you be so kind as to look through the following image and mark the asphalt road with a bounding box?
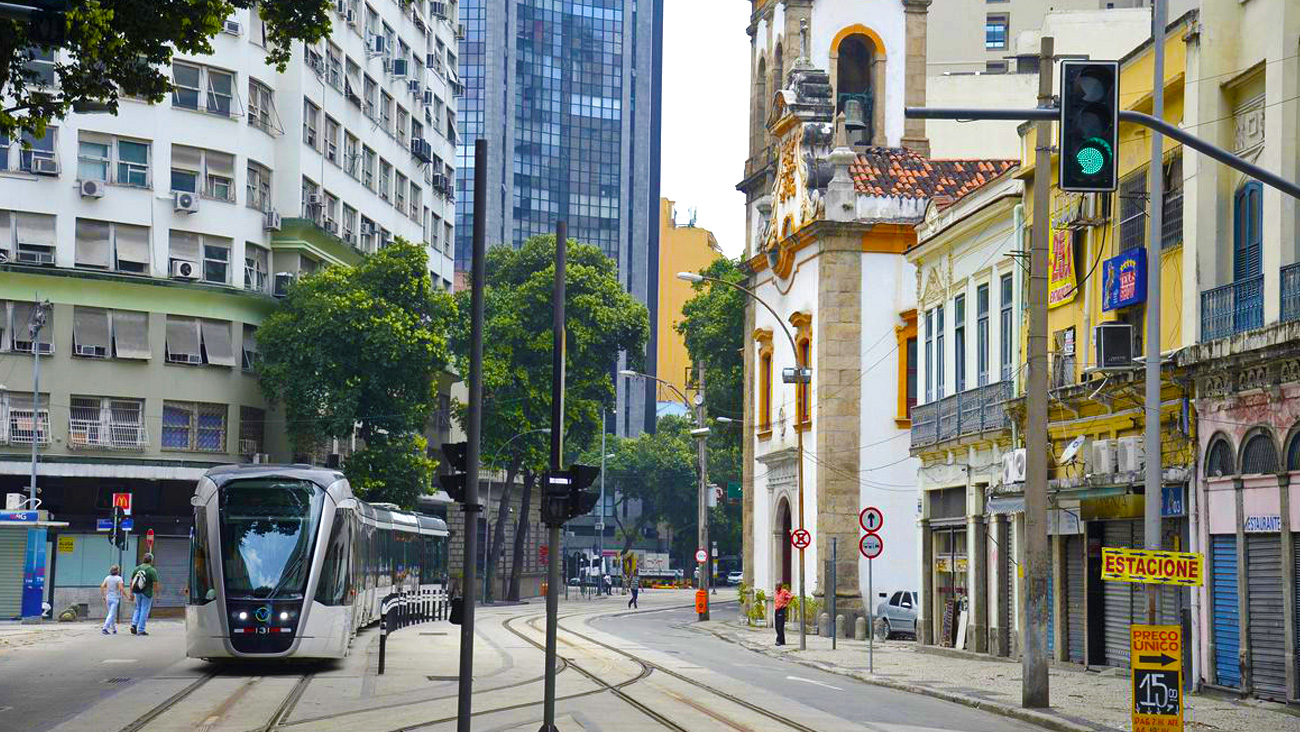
[590,600,1045,732]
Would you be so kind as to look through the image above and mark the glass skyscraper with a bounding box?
[456,0,663,436]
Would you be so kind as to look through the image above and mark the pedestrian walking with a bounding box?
[100,565,124,635]
[627,581,639,609]
[603,574,611,596]
[774,583,792,646]
[127,553,162,636]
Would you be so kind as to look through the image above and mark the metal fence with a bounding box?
[1201,275,1263,341]
[1282,263,1300,323]
[911,381,1013,449]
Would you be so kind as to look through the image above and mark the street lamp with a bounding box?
[675,270,811,650]
[621,367,713,620]
[481,427,550,602]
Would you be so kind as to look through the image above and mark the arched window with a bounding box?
[772,42,783,97]
[1206,437,1235,478]
[754,57,767,151]
[1287,430,1300,472]
[1240,431,1279,475]
[759,350,773,430]
[836,35,875,145]
[796,337,811,426]
[1233,182,1263,282]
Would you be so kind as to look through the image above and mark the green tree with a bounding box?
[256,241,455,507]
[1,1,331,141]
[450,234,648,601]
[594,415,697,559]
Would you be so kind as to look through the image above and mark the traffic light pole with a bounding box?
[455,139,489,732]
[540,220,567,732]
[695,360,709,621]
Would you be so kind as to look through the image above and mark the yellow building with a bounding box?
[657,198,723,403]
[1016,11,1196,670]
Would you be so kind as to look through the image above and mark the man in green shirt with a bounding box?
[127,553,162,636]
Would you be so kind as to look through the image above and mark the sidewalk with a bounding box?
[695,615,1300,732]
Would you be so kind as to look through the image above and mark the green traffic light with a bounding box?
[1077,147,1104,175]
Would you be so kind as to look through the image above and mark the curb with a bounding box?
[689,622,1118,732]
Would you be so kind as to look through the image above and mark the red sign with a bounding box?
[112,492,132,516]
[859,533,884,560]
[859,506,884,534]
[145,529,155,551]
[790,528,811,550]
[538,545,549,563]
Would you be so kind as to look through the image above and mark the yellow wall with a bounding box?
[658,198,723,401]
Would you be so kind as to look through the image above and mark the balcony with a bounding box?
[910,381,1013,450]
[68,419,148,451]
[1282,263,1300,323]
[1201,275,1263,341]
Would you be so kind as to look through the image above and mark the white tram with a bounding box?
[185,465,448,660]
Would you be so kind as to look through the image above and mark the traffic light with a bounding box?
[541,464,601,525]
[1059,60,1119,192]
[438,442,469,503]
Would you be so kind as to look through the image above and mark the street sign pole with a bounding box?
[539,220,567,732]
[868,557,873,674]
[859,507,884,673]
[829,537,837,650]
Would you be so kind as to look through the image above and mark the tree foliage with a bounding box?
[449,234,649,599]
[1,0,331,140]
[593,415,698,558]
[256,241,455,507]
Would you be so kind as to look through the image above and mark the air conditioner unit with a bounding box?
[325,219,339,234]
[431,1,447,19]
[345,8,356,25]
[31,157,59,176]
[14,341,53,355]
[411,138,432,163]
[392,59,408,77]
[263,209,282,231]
[1096,323,1134,369]
[80,179,106,198]
[173,190,200,213]
[408,79,421,95]
[273,271,296,298]
[360,220,375,236]
[307,192,324,208]
[16,248,54,265]
[167,352,203,364]
[222,19,242,35]
[343,231,356,244]
[252,452,271,464]
[1089,438,1117,475]
[1116,436,1145,473]
[432,173,448,191]
[171,258,198,279]
[371,35,386,55]
[76,344,107,358]
[456,23,465,40]
[422,89,433,106]
[335,0,347,14]
[1002,447,1027,485]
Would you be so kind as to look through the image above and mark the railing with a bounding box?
[67,419,148,450]
[1201,275,1263,341]
[911,381,1013,450]
[9,409,51,446]
[1282,263,1300,323]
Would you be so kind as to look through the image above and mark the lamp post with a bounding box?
[620,367,712,620]
[676,271,810,650]
[481,427,550,602]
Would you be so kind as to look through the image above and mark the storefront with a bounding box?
[927,486,967,647]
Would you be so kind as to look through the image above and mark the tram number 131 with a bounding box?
[1134,669,1180,716]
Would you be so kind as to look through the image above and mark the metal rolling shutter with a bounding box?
[1246,534,1286,700]
[1066,535,1085,663]
[1000,533,1012,655]
[1212,535,1241,688]
[150,537,189,608]
[1295,539,1300,699]
[1047,572,1054,655]
[1102,521,1139,666]
[0,530,26,618]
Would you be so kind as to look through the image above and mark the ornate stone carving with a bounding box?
[1280,359,1300,385]
[778,135,799,203]
[1201,372,1232,398]
[1237,364,1270,393]
[1233,95,1265,158]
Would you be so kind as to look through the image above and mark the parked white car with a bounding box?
[874,590,919,640]
[726,571,743,586]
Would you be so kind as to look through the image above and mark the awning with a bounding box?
[987,496,1025,515]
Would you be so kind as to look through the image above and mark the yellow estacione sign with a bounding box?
[1102,547,1203,586]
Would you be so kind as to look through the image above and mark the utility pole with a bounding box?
[539,220,567,732]
[455,139,488,732]
[1143,0,1168,626]
[28,298,48,507]
[695,361,709,620]
[1023,36,1053,710]
[598,410,606,584]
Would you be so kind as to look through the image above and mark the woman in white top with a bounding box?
[101,565,124,635]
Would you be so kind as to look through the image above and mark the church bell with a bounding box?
[843,98,868,132]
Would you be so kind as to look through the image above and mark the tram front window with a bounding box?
[219,479,324,599]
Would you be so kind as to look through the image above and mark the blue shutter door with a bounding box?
[1212,534,1241,688]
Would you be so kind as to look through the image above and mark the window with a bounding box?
[112,310,150,359]
[239,405,266,454]
[379,158,392,200]
[170,145,199,193]
[249,3,267,46]
[5,392,50,445]
[77,138,110,181]
[985,14,1009,50]
[326,43,343,90]
[247,78,277,133]
[1234,182,1263,281]
[976,284,990,386]
[0,134,9,171]
[72,219,150,273]
[303,99,320,149]
[6,211,56,263]
[396,106,409,146]
[26,47,56,87]
[324,192,339,233]
[380,91,393,132]
[954,295,966,392]
[409,184,421,220]
[345,58,362,106]
[246,161,271,211]
[344,132,360,177]
[116,139,149,187]
[72,306,111,358]
[1241,432,1279,475]
[796,337,811,426]
[172,146,234,201]
[173,62,234,116]
[1162,154,1183,249]
[430,212,441,249]
[360,215,375,252]
[244,244,269,292]
[342,204,358,244]
[362,146,376,189]
[203,241,230,283]
[69,396,146,449]
[79,133,149,186]
[241,325,259,371]
[324,116,340,164]
[165,316,235,366]
[18,128,56,173]
[1206,436,1235,478]
[758,347,773,430]
[906,337,918,415]
[1118,168,1147,250]
[395,172,407,211]
[1052,327,1076,389]
[1000,273,1013,380]
[985,61,1008,74]
[363,75,377,118]
[444,221,453,248]
[935,305,946,398]
[7,301,54,354]
[162,401,227,452]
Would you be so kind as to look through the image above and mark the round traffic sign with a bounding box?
[859,506,884,534]
[859,533,884,560]
[790,528,812,550]
[695,548,708,563]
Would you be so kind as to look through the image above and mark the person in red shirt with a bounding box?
[773,584,793,646]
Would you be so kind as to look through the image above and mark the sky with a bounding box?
[659,0,751,259]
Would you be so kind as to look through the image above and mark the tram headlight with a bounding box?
[280,612,289,621]
[238,611,248,621]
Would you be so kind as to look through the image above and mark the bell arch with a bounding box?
[830,25,887,146]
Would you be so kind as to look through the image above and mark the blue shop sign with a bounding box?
[1161,484,1185,518]
[95,517,133,532]
[0,511,36,522]
[1102,247,1147,311]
